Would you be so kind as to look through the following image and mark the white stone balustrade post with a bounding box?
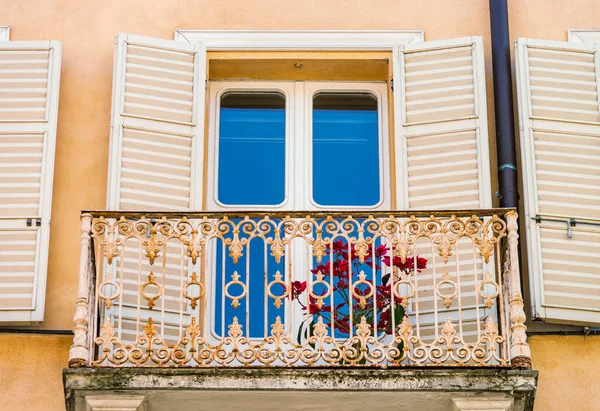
[505,210,531,368]
[69,213,93,367]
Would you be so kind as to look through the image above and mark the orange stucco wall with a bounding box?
[0,335,71,410]
[530,335,600,411]
[0,0,599,410]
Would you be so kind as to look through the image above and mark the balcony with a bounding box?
[63,209,537,411]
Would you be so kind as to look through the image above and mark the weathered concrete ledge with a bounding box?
[64,367,537,411]
[64,367,538,392]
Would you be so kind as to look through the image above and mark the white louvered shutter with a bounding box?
[393,37,495,345]
[516,38,600,326]
[106,34,206,343]
[394,36,492,210]
[0,41,61,323]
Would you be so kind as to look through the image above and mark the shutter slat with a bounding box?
[403,44,476,124]
[118,127,193,211]
[526,43,600,123]
[406,129,481,209]
[0,48,50,121]
[540,225,600,311]
[122,40,196,125]
[0,229,38,310]
[532,130,600,219]
[0,133,43,217]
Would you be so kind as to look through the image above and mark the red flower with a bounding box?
[334,277,348,290]
[337,260,349,274]
[375,284,403,308]
[304,294,330,314]
[377,308,394,333]
[331,239,345,253]
[334,315,351,334]
[375,244,389,258]
[289,281,306,300]
[406,256,428,271]
[310,262,331,275]
[382,255,427,272]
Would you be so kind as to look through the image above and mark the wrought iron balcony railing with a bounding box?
[68,209,530,368]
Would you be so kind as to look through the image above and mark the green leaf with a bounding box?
[392,305,405,362]
[296,321,305,345]
[393,305,404,329]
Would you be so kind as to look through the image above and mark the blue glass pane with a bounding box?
[218,93,285,205]
[312,93,380,206]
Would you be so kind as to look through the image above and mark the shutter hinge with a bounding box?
[390,78,394,91]
[205,79,207,89]
[26,218,41,227]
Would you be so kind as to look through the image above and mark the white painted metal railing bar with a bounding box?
[347,239,353,339]
[431,242,439,342]
[176,242,183,344]
[412,243,421,341]
[220,237,225,338]
[286,239,294,341]
[117,243,125,342]
[245,241,250,338]
[472,241,481,342]
[371,241,377,337]
[496,239,507,362]
[263,239,268,339]
[456,239,464,343]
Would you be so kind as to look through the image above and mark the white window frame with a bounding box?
[0,26,9,41]
[174,30,423,51]
[569,29,600,44]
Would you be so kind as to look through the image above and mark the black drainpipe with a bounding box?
[489,0,519,208]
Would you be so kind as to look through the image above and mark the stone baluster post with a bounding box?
[505,211,531,368]
[69,213,93,367]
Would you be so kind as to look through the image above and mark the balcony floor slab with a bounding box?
[63,367,537,411]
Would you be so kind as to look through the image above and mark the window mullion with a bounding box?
[291,81,307,210]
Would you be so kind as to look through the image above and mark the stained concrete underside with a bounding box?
[63,367,538,411]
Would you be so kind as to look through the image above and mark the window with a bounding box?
[207,81,390,211]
